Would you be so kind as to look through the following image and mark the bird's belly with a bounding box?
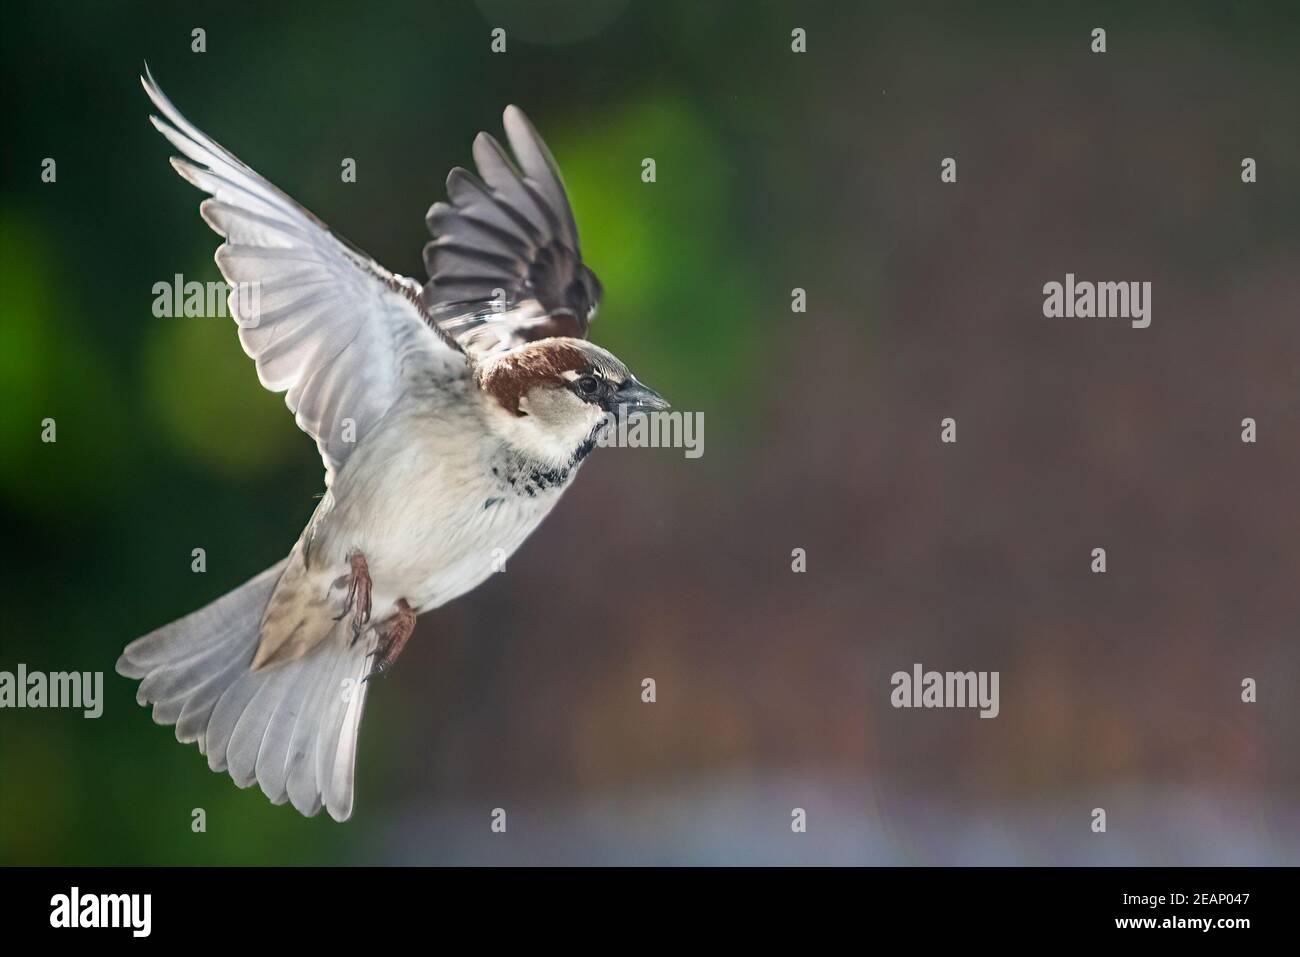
[325,455,559,616]
[378,493,554,612]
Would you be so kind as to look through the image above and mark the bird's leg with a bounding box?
[364,599,416,681]
[332,549,373,642]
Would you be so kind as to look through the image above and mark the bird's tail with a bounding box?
[116,559,375,821]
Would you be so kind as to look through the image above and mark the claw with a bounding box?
[333,550,373,641]
[363,599,416,681]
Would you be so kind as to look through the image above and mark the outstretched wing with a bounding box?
[143,68,466,486]
[421,106,602,357]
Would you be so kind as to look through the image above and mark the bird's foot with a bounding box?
[332,549,373,642]
[364,599,416,681]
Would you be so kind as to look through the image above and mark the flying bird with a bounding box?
[117,69,668,821]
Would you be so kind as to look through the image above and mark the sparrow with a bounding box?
[117,69,669,821]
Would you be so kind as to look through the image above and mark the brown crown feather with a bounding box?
[477,340,592,416]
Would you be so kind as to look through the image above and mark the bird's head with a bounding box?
[476,337,669,467]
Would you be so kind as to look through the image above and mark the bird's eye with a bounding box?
[576,374,601,396]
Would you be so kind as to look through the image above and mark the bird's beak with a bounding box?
[612,380,670,417]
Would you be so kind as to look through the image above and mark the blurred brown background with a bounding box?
[1,0,1297,863]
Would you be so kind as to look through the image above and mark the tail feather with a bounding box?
[253,655,321,805]
[226,659,300,786]
[117,559,376,821]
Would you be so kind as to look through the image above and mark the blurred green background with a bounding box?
[2,0,1298,864]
